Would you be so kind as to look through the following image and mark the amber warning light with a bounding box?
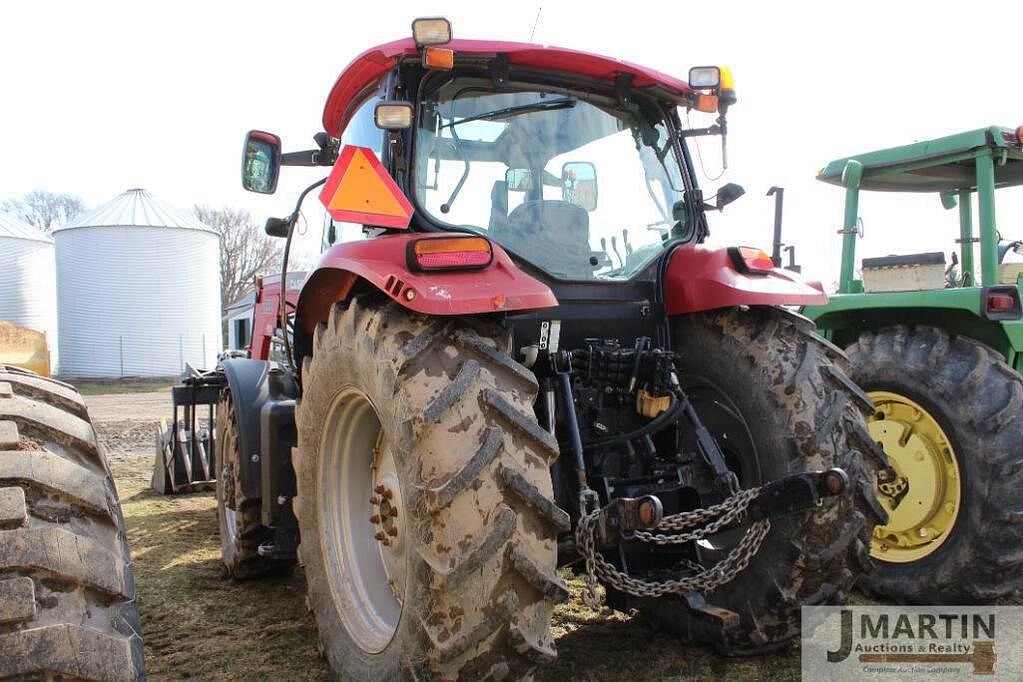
[408,236,493,271]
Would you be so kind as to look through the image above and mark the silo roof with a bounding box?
[54,188,217,234]
[0,212,53,244]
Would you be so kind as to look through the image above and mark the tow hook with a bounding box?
[746,467,849,522]
[594,495,663,547]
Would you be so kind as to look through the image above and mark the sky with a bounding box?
[2,0,1022,286]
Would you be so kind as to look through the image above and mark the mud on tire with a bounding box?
[0,366,144,680]
[215,390,294,579]
[293,297,567,680]
[847,325,1023,603]
[644,308,887,653]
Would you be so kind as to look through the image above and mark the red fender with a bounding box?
[296,233,557,333]
[664,245,826,315]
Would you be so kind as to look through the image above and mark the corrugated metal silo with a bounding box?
[0,212,58,371]
[54,188,222,378]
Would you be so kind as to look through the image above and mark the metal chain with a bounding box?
[576,486,771,606]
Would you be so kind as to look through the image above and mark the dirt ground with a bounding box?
[90,389,813,680]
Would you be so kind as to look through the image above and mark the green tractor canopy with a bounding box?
[803,125,1023,605]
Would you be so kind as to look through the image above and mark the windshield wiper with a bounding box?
[442,98,577,128]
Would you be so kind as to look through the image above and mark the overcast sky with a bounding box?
[2,0,1021,285]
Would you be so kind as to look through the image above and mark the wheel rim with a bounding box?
[319,387,406,654]
[220,424,238,544]
[868,390,961,563]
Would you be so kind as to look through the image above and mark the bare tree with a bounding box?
[194,206,283,325]
[1,190,84,233]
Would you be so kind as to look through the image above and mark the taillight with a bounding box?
[408,236,493,271]
[981,286,1022,320]
[728,246,775,276]
[988,293,1014,311]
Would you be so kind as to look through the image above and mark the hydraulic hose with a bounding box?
[280,177,328,370]
[582,392,681,451]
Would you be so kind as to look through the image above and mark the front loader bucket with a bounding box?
[151,372,223,494]
[0,321,50,377]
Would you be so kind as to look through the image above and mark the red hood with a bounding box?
[322,38,696,137]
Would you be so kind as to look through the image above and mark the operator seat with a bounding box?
[488,180,510,233]
[497,199,593,279]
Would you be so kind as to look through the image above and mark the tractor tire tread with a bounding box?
[649,307,885,655]
[0,368,143,681]
[847,325,1023,602]
[295,297,561,680]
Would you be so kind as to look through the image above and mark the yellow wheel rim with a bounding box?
[868,391,961,563]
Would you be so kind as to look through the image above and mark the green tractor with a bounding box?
[803,125,1023,603]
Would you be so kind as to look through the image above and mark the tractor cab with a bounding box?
[805,126,1023,362]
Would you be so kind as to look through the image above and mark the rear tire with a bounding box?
[294,297,567,680]
[847,325,1023,603]
[0,367,144,680]
[644,307,886,653]
[215,390,293,579]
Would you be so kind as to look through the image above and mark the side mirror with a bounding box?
[562,161,597,211]
[242,130,281,194]
[506,168,532,192]
[714,182,745,210]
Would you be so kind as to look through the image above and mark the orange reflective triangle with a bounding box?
[328,149,408,217]
[319,146,413,229]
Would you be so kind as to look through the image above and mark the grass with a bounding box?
[72,378,177,395]
[112,452,1019,680]
[115,456,329,681]
[114,452,803,681]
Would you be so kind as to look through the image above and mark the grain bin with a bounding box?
[0,212,58,371]
[54,188,222,378]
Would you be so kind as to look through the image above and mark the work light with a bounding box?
[412,17,451,46]
[688,66,720,89]
[375,102,414,130]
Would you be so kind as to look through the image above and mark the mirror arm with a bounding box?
[281,148,334,167]
[679,123,722,138]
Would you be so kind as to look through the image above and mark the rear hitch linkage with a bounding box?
[577,468,849,607]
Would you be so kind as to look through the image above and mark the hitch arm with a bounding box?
[746,468,849,522]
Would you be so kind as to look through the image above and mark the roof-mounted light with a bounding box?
[423,46,454,70]
[375,102,414,130]
[688,66,720,89]
[718,66,736,108]
[412,17,452,46]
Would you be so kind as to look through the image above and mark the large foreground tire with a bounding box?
[846,325,1023,603]
[0,367,144,680]
[645,308,886,653]
[215,390,293,579]
[294,298,567,680]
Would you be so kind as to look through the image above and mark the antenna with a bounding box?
[529,7,542,42]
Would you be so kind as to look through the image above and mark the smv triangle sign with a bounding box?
[318,145,413,229]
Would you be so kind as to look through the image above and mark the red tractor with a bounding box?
[222,19,885,679]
